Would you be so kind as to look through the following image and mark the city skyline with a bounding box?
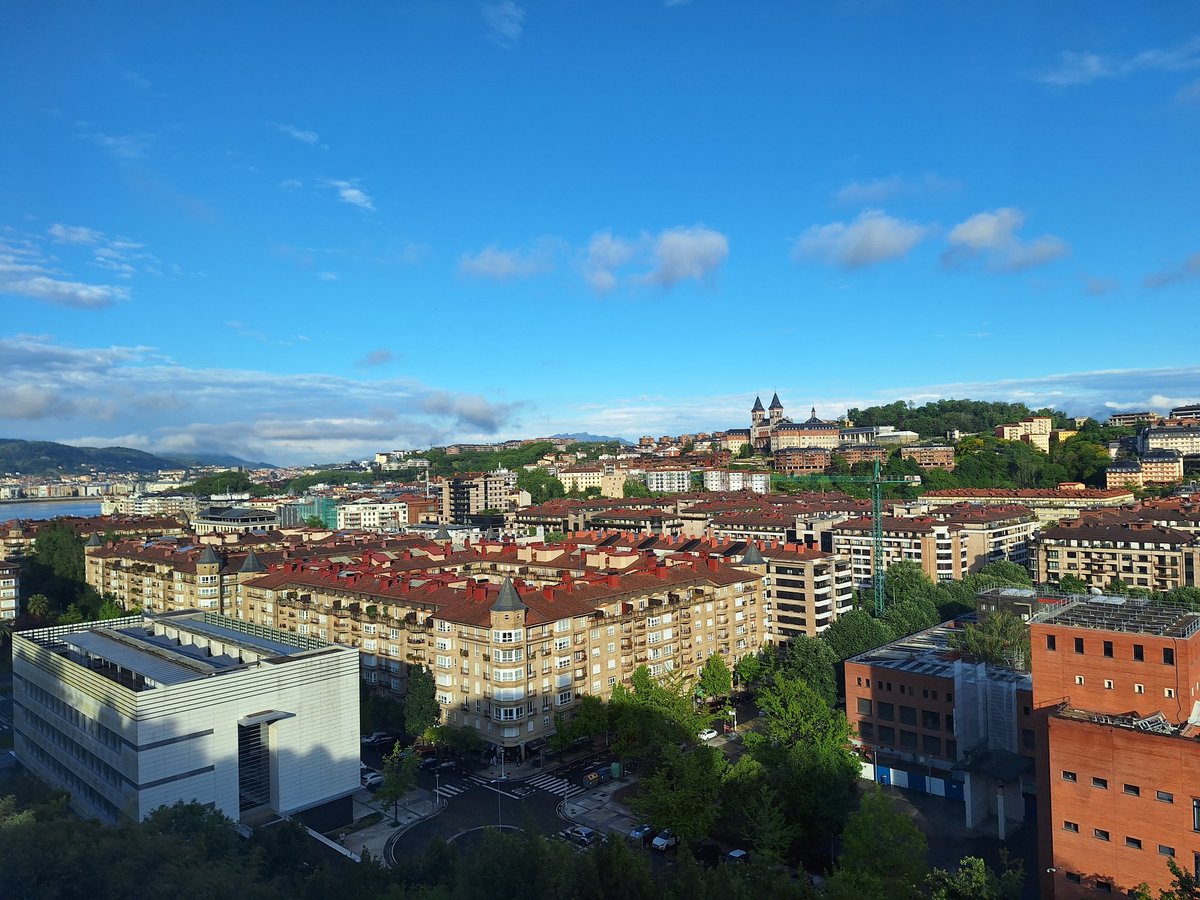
[3,2,1199,464]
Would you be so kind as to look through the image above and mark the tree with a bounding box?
[950,612,1031,671]
[97,598,126,620]
[833,786,928,899]
[26,594,50,618]
[884,560,941,606]
[303,515,325,528]
[737,786,796,866]
[775,636,838,706]
[516,469,567,505]
[926,852,1024,900]
[375,740,419,823]
[630,745,728,847]
[1059,574,1089,594]
[733,652,762,688]
[881,599,940,638]
[58,604,85,625]
[754,674,849,749]
[821,610,894,661]
[403,665,439,737]
[571,694,609,742]
[623,479,652,499]
[697,654,732,703]
[975,560,1031,586]
[736,443,754,459]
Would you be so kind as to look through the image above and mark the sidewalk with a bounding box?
[561,776,638,838]
[339,787,439,863]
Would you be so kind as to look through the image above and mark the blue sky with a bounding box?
[2,1,1199,464]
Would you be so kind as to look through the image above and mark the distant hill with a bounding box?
[164,452,276,469]
[0,439,177,475]
[552,433,633,445]
[0,439,274,475]
[845,399,1072,438]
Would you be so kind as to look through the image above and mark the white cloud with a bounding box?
[80,131,153,160]
[279,178,303,190]
[581,226,727,292]
[482,1,524,49]
[642,226,729,288]
[274,123,324,146]
[459,238,560,280]
[0,335,525,464]
[0,274,127,308]
[48,223,104,245]
[1036,35,1200,86]
[943,207,1069,272]
[318,271,338,281]
[1144,252,1200,289]
[319,178,376,211]
[833,173,959,205]
[793,209,927,269]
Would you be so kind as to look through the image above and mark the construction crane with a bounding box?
[772,458,920,616]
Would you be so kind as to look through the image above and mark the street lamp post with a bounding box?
[435,772,440,808]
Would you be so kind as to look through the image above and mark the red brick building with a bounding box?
[1030,598,1200,897]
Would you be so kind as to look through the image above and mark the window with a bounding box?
[1093,777,1108,790]
[1063,821,1079,832]
[857,698,873,716]
[1022,728,1034,749]
[1046,634,1056,651]
[878,725,895,744]
[1193,797,1200,832]
[1163,647,1175,665]
[922,709,941,730]
[1103,640,1113,657]
[900,730,917,749]
[1104,679,1114,690]
[921,734,941,755]
[1124,784,1140,796]
[877,702,894,721]
[1133,643,1144,661]
[899,705,917,725]
[1158,845,1176,857]
[1095,882,1112,894]
[1075,675,1085,685]
[1135,683,1145,694]
[1093,828,1110,841]
[1065,873,1081,884]
[1126,837,1142,850]
[1165,687,1176,699]
[859,722,874,740]
[1062,770,1077,782]
[1074,637,1084,654]
[1157,790,1174,803]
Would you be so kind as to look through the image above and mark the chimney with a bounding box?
[607,573,620,588]
[543,586,556,601]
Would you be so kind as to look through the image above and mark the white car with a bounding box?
[651,828,677,850]
[361,731,388,746]
[361,770,384,790]
[698,728,719,741]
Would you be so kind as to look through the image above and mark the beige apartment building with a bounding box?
[831,517,970,588]
[1032,521,1200,592]
[922,486,1135,522]
[556,464,628,498]
[1136,423,1200,456]
[900,445,956,470]
[440,470,520,524]
[994,416,1053,452]
[236,558,765,758]
[736,543,853,640]
[1105,450,1184,490]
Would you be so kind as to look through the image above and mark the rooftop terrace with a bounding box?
[1030,596,1200,639]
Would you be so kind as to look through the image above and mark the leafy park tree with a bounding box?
[697,654,732,702]
[774,635,838,706]
[375,740,420,823]
[26,594,50,618]
[32,522,85,583]
[881,599,940,638]
[733,652,763,687]
[829,786,928,900]
[516,468,567,505]
[926,852,1024,900]
[821,609,894,661]
[623,479,652,498]
[97,598,126,620]
[975,560,1032,586]
[631,745,728,847]
[303,515,325,528]
[403,665,439,737]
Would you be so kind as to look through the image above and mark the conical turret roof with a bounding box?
[197,545,222,565]
[85,532,103,548]
[769,393,783,410]
[434,525,451,542]
[751,396,765,412]
[739,543,765,566]
[239,549,267,574]
[491,576,527,613]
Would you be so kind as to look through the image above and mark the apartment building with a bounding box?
[901,445,957,471]
[933,504,1039,571]
[1106,450,1185,490]
[101,494,201,518]
[336,498,416,530]
[644,469,692,493]
[1138,423,1200,457]
[1029,597,1200,898]
[192,506,280,535]
[1033,521,1199,592]
[773,447,832,475]
[1107,411,1162,428]
[845,618,1036,838]
[702,469,771,494]
[237,559,766,760]
[836,445,890,468]
[922,486,1136,522]
[831,516,970,587]
[995,416,1053,452]
[557,464,627,498]
[0,560,18,619]
[735,543,853,640]
[12,612,361,827]
[440,470,519,524]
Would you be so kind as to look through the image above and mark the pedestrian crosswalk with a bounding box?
[526,773,585,799]
[433,781,472,800]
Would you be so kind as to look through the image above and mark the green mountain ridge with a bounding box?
[0,439,272,475]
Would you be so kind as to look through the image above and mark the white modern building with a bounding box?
[12,612,360,827]
[644,469,692,493]
[702,469,771,494]
[336,498,412,530]
[0,560,18,620]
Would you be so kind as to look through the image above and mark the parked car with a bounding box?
[361,731,388,746]
[698,728,719,741]
[725,849,749,865]
[435,759,458,772]
[651,828,677,851]
[419,755,440,770]
[361,770,384,790]
[563,825,596,847]
[628,823,654,843]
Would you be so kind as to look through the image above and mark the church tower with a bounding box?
[768,393,784,426]
[751,395,766,426]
